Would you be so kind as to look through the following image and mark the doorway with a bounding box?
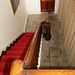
[40,0,55,12]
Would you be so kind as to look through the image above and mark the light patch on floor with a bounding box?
[37,35,43,69]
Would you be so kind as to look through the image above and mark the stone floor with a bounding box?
[25,12,70,69]
[25,12,48,32]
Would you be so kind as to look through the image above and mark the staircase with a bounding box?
[0,33,34,75]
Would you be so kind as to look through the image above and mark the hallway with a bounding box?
[26,12,70,69]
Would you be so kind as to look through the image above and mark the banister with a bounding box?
[10,24,42,75]
[10,60,24,75]
[23,25,42,68]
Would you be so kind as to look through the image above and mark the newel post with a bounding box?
[10,60,24,75]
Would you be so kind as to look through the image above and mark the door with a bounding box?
[41,0,55,12]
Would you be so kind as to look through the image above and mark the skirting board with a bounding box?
[0,31,24,56]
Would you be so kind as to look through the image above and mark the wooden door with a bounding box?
[48,0,55,11]
[41,0,55,12]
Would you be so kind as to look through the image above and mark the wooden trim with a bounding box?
[10,60,24,75]
[21,70,75,75]
[10,24,42,74]
[11,69,75,75]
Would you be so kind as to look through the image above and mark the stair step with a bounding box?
[1,55,24,63]
[14,42,29,47]
[24,33,34,36]
[17,40,31,43]
[10,49,28,51]
[0,73,9,75]
[11,46,26,50]
[19,39,32,43]
[7,50,27,55]
[0,62,12,74]
[20,36,32,39]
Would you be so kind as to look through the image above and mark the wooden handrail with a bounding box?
[23,24,42,68]
[17,70,75,75]
[10,24,42,75]
[10,60,24,75]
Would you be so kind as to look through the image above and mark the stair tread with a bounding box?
[0,62,12,73]
[14,42,29,46]
[1,55,24,63]
[11,46,27,50]
[0,73,9,75]
[7,50,27,55]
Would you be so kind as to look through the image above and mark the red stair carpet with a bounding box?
[0,33,34,75]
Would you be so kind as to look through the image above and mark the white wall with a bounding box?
[0,0,28,55]
[25,0,59,14]
[54,0,59,14]
[25,0,41,14]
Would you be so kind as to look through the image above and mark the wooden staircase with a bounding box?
[0,33,35,75]
[10,24,75,75]
[1,8,75,74]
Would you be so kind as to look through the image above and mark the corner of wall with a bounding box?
[23,13,28,32]
[54,0,59,14]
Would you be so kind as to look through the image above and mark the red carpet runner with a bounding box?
[0,33,34,75]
